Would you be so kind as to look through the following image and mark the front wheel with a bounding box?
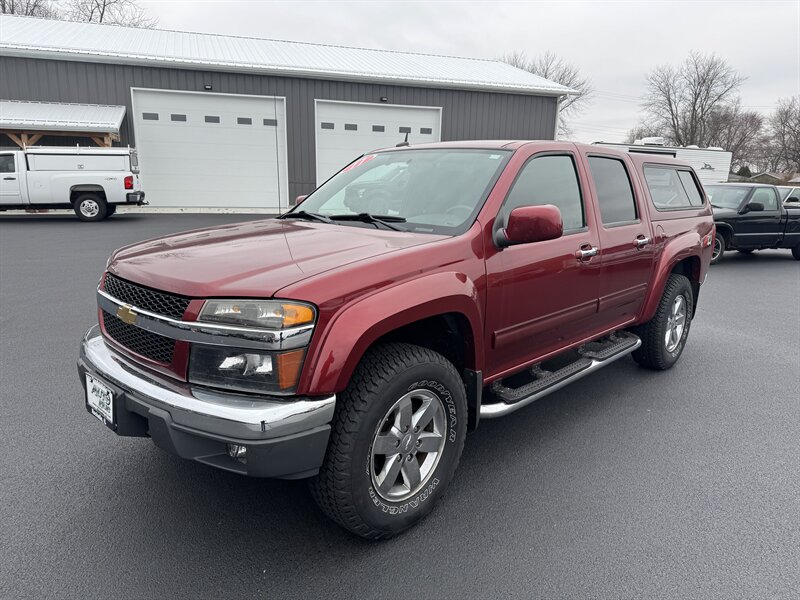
[310,343,467,539]
[632,273,694,370]
[73,194,108,222]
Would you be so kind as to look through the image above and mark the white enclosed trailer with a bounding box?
[593,141,732,187]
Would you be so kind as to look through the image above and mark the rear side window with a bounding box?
[504,154,585,232]
[644,166,692,210]
[677,171,705,206]
[587,156,637,225]
[0,154,14,173]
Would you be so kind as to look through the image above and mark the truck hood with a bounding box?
[108,219,444,298]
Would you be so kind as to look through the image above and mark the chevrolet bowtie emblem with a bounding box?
[116,304,138,325]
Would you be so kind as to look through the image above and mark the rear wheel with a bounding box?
[632,273,694,370]
[106,205,117,216]
[310,343,467,539]
[73,194,108,222]
[792,246,800,261]
[711,235,725,264]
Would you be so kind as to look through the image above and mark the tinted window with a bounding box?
[588,156,637,224]
[751,187,779,210]
[505,155,585,231]
[678,171,704,206]
[0,154,14,173]
[263,118,277,126]
[237,117,252,125]
[142,112,158,121]
[644,166,692,209]
[170,114,187,122]
[372,125,385,132]
[205,115,220,123]
[344,123,357,131]
[321,122,334,130]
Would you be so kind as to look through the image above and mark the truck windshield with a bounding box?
[290,148,512,235]
[705,185,750,209]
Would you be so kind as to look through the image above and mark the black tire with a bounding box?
[711,235,725,264]
[632,273,694,370]
[792,246,800,261]
[310,342,467,539]
[73,193,108,222]
[106,205,117,216]
[737,249,754,254]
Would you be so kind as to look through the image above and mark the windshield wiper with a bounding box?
[277,210,334,224]
[328,213,406,231]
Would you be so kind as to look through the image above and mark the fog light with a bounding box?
[227,444,247,459]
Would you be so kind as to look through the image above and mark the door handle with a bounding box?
[575,246,599,261]
[634,236,651,248]
[3,177,16,180]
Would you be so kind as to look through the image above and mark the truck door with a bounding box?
[736,187,782,247]
[484,149,601,378]
[583,153,655,329]
[0,153,22,205]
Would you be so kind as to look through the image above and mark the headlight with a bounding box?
[189,345,306,395]
[199,299,315,329]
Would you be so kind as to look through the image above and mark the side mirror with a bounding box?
[294,194,308,205]
[497,205,563,248]
[786,196,800,204]
[742,201,764,213]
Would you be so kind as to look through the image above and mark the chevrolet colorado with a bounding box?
[78,141,714,538]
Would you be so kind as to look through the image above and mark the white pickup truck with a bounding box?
[0,146,146,221]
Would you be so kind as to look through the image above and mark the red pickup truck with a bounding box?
[78,141,714,539]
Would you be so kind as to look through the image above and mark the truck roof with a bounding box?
[370,140,694,169]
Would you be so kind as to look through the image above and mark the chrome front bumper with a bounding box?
[78,326,335,478]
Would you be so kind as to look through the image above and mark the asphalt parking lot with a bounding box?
[1,212,799,599]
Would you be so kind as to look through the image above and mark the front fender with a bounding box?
[300,271,483,394]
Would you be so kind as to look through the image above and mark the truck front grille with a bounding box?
[104,273,190,320]
[102,310,175,364]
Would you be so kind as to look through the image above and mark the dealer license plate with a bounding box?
[85,373,114,425]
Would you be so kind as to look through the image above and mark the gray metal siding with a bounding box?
[0,56,558,201]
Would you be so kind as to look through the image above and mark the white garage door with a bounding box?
[132,89,289,210]
[315,100,441,185]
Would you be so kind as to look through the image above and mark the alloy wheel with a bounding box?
[370,389,447,502]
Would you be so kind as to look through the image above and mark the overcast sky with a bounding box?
[142,0,799,143]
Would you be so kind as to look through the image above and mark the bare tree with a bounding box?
[705,100,765,170]
[63,0,156,27]
[641,52,744,147]
[1,0,59,17]
[769,96,800,172]
[501,50,593,137]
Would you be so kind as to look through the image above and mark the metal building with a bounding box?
[0,15,573,211]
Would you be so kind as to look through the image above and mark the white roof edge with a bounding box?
[0,46,575,96]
